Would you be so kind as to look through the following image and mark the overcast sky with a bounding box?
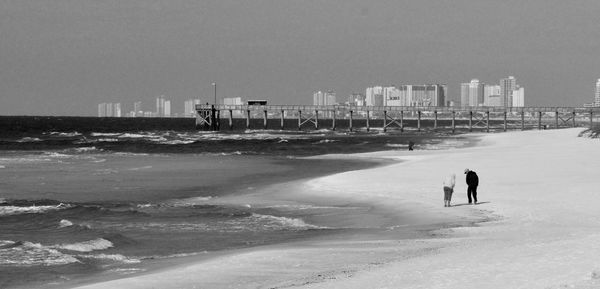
[1,0,600,116]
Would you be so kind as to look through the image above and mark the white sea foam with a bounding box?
[79,253,141,264]
[314,139,337,144]
[58,219,74,228]
[54,238,113,252]
[0,241,80,266]
[16,137,43,142]
[91,132,121,137]
[0,165,5,169]
[74,146,101,153]
[49,131,82,137]
[251,213,325,230]
[0,203,70,216]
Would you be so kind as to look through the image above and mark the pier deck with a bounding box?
[196,104,600,132]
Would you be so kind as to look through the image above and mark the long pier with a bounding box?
[195,104,600,132]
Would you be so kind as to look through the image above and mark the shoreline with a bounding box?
[61,133,488,289]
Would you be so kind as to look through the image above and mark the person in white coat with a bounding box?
[443,174,456,207]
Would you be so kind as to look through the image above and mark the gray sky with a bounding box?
[1,0,600,116]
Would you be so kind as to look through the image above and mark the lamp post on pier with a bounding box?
[212,82,217,105]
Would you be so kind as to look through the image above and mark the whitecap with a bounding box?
[250,213,326,230]
[78,253,140,264]
[54,238,113,252]
[58,219,73,228]
[91,132,121,137]
[0,241,80,266]
[16,137,43,143]
[0,203,71,216]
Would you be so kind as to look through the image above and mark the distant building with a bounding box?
[460,83,470,107]
[595,79,600,107]
[163,100,171,117]
[156,96,171,117]
[461,79,484,107]
[184,99,202,117]
[133,101,142,117]
[313,91,336,105]
[368,84,446,107]
[500,76,517,107]
[512,87,525,107]
[98,103,106,117]
[113,103,122,117]
[223,97,243,105]
[484,84,501,106]
[365,86,384,106]
[347,93,366,106]
[222,97,244,117]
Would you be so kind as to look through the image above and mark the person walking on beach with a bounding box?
[464,168,479,204]
[443,173,456,207]
[408,141,415,151]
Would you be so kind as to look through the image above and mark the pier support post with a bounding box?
[572,111,576,127]
[366,110,370,132]
[219,110,222,130]
[590,111,594,129]
[280,110,285,130]
[452,111,456,134]
[228,110,233,130]
[246,110,251,129]
[555,111,559,129]
[315,110,319,130]
[434,111,438,130]
[486,111,490,132]
[332,110,336,130]
[503,111,507,132]
[383,111,387,132]
[521,111,525,130]
[349,110,353,132]
[400,111,404,132]
[263,110,268,129]
[417,111,421,132]
[469,111,473,132]
[538,111,542,130]
[298,110,302,130]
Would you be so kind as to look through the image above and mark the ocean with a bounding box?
[0,116,473,288]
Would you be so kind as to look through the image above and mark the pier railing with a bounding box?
[195,104,600,132]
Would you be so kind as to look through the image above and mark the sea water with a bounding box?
[0,125,472,288]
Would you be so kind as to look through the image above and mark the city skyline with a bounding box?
[2,1,600,116]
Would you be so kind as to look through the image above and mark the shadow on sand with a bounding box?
[450,201,490,207]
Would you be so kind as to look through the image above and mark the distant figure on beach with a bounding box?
[408,141,415,151]
[464,168,479,204]
[443,173,456,207]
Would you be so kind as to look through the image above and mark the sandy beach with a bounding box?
[69,128,600,289]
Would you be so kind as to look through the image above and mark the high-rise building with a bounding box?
[371,84,446,107]
[348,93,365,106]
[133,101,142,116]
[460,83,470,107]
[469,79,484,107]
[484,84,501,106]
[113,103,122,117]
[461,79,484,106]
[595,79,600,107]
[313,91,336,105]
[106,102,113,117]
[500,76,517,107]
[163,100,171,117]
[512,87,525,107]
[98,103,107,117]
[184,99,202,117]
[155,96,172,117]
[156,96,165,117]
[365,86,384,106]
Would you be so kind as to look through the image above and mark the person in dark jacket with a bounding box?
[464,168,479,204]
